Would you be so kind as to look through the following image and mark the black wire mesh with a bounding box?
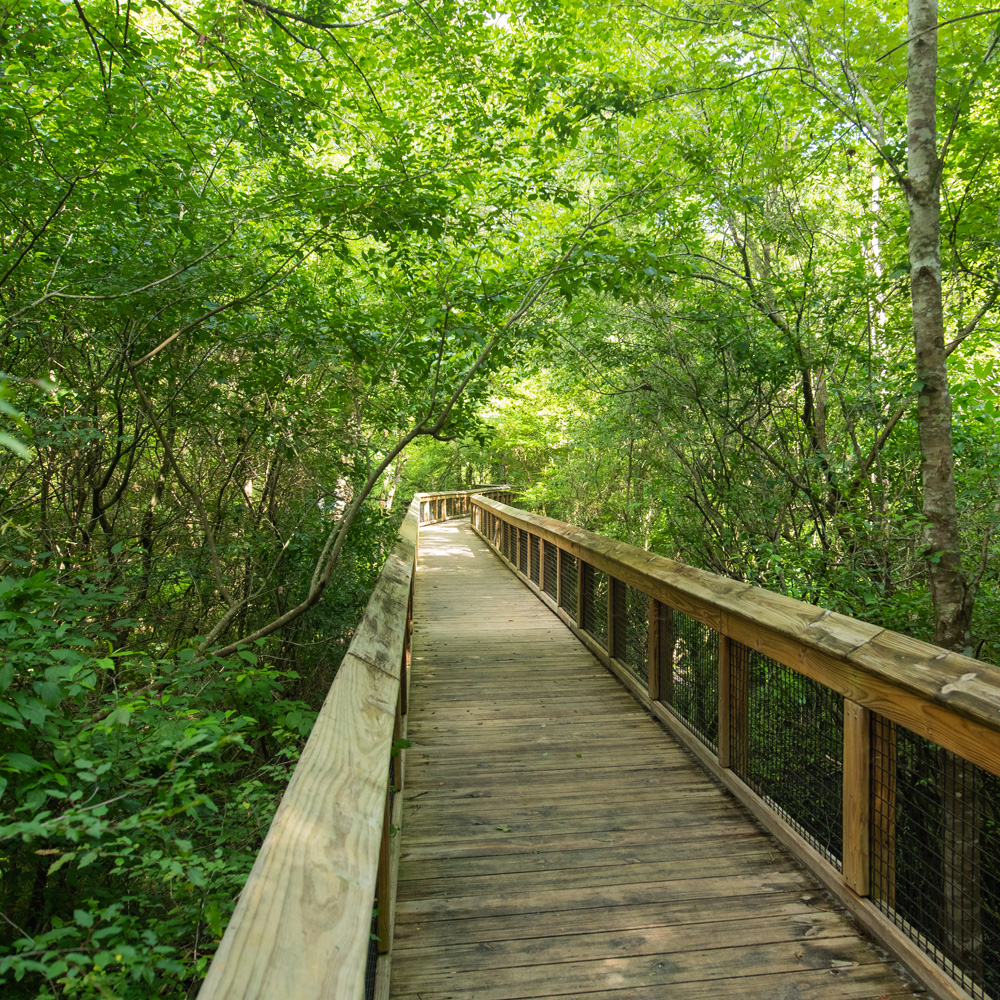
[871,717,1000,1000]
[620,585,648,683]
[518,528,528,574]
[559,552,578,621]
[729,641,843,865]
[660,609,718,751]
[543,542,557,599]
[581,564,608,648]
[529,534,540,584]
[364,909,379,1000]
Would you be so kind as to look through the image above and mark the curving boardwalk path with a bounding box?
[389,521,921,1000]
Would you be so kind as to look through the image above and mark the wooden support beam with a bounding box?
[718,634,732,769]
[579,562,592,635]
[731,639,749,774]
[843,699,871,896]
[608,576,625,661]
[648,599,674,705]
[871,714,898,910]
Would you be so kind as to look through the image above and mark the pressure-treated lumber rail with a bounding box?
[197,488,511,1000]
[471,495,1000,1000]
[418,486,516,526]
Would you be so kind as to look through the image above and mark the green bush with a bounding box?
[0,567,314,998]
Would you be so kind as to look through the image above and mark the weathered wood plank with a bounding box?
[843,700,871,896]
[391,887,824,948]
[391,935,894,999]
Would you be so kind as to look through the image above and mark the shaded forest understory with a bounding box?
[3,0,1000,996]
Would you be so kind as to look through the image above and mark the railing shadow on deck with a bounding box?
[195,487,513,1000]
[470,495,1000,1000]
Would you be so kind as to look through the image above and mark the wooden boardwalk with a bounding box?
[389,521,921,1000]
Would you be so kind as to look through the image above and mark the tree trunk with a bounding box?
[383,454,407,513]
[908,3,982,983]
[907,0,971,653]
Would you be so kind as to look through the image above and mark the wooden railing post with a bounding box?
[718,636,748,772]
[872,715,898,910]
[843,699,871,896]
[718,635,732,768]
[648,599,674,704]
[609,576,625,661]
[539,539,546,593]
[556,547,563,609]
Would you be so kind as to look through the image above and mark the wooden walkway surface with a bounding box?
[389,521,922,1000]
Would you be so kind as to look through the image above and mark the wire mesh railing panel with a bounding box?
[664,609,718,751]
[501,520,510,559]
[582,566,608,648]
[729,641,843,866]
[871,717,1000,1000]
[622,585,649,683]
[518,528,528,574]
[559,553,578,621]
[364,910,379,1000]
[543,542,557,598]
[530,534,541,584]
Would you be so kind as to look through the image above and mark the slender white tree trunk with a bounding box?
[907,0,970,653]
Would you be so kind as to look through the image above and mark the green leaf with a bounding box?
[39,681,62,708]
[107,707,132,727]
[4,752,41,773]
[48,852,77,876]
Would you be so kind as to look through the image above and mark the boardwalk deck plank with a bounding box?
[390,521,922,1000]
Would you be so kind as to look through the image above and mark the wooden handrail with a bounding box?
[416,486,516,526]
[197,496,420,1000]
[470,495,999,1000]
